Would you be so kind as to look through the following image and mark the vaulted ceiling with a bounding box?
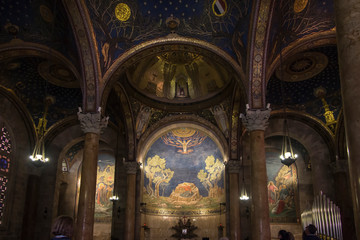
[0,0,340,137]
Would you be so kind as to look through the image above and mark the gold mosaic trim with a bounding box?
[64,0,99,111]
[251,0,271,109]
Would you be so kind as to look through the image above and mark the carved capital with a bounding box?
[124,161,139,174]
[240,104,271,131]
[227,160,241,173]
[77,108,109,134]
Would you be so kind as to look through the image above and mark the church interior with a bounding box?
[0,0,359,239]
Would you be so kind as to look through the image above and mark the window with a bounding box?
[0,126,11,225]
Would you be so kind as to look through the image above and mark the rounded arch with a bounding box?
[137,114,229,164]
[51,123,118,218]
[266,113,335,199]
[0,86,35,145]
[0,41,83,148]
[0,41,81,83]
[0,88,37,236]
[111,83,135,161]
[270,109,335,160]
[100,36,247,109]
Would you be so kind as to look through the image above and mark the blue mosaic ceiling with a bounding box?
[0,0,79,67]
[268,0,335,64]
[0,57,82,127]
[85,0,252,74]
[266,45,341,127]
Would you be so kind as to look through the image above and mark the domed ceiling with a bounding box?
[0,0,80,68]
[266,45,341,133]
[0,57,82,127]
[126,51,231,104]
[267,0,335,64]
[84,0,252,75]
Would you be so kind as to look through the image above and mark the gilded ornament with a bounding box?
[275,52,328,82]
[115,3,131,22]
[294,0,308,13]
[251,0,271,108]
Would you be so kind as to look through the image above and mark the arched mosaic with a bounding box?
[143,127,225,216]
[265,136,305,223]
[94,152,115,222]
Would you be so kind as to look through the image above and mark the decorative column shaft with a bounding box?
[75,110,108,240]
[330,159,356,240]
[334,1,360,237]
[227,160,241,240]
[241,105,271,240]
[124,161,138,240]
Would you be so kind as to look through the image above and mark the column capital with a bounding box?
[77,108,109,134]
[227,160,241,173]
[124,161,139,174]
[240,104,271,131]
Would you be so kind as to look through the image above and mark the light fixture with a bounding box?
[278,43,297,167]
[279,119,298,167]
[29,96,55,163]
[240,155,249,201]
[109,195,119,202]
[240,184,249,200]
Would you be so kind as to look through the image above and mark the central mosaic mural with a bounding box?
[143,128,225,216]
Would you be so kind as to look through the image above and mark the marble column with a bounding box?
[124,161,138,240]
[331,159,356,240]
[227,160,241,240]
[334,1,360,237]
[241,105,271,240]
[75,110,108,240]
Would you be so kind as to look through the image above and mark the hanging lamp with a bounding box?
[279,119,298,167]
[278,42,297,167]
[29,95,54,163]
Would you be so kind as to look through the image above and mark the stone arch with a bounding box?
[266,115,335,200]
[137,114,229,164]
[0,88,36,236]
[62,0,101,112]
[0,41,81,83]
[51,123,118,218]
[100,36,246,110]
[135,115,229,239]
